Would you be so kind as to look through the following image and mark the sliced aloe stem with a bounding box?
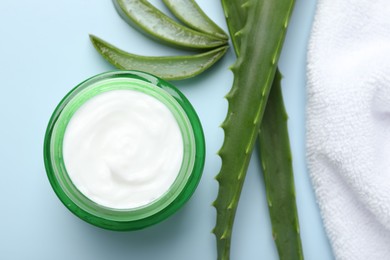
[212,0,296,259]
[90,35,228,81]
[113,0,227,50]
[162,0,228,40]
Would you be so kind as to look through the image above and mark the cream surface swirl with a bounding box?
[63,89,184,209]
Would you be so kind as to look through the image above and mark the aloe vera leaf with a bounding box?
[162,0,228,40]
[259,71,304,260]
[221,0,304,259]
[90,35,228,81]
[113,0,227,50]
[220,0,246,54]
[212,0,296,259]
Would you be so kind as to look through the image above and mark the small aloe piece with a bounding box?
[212,0,296,259]
[162,0,228,40]
[113,0,227,50]
[221,0,303,259]
[90,35,228,81]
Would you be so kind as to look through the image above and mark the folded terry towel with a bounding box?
[306,1,390,259]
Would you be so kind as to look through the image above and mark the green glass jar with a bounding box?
[44,71,205,230]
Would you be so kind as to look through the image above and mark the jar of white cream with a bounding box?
[44,71,205,230]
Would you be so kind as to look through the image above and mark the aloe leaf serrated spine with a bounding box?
[213,0,296,259]
[113,0,227,50]
[162,0,228,40]
[90,35,228,81]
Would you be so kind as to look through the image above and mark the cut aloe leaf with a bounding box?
[113,0,227,50]
[90,35,228,80]
[163,0,228,40]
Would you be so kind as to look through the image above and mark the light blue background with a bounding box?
[0,0,334,259]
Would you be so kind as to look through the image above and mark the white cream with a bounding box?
[63,89,184,209]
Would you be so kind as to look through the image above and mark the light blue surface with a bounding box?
[0,0,333,259]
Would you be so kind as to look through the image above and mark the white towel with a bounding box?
[306,1,390,259]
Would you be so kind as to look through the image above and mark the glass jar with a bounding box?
[44,70,205,230]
